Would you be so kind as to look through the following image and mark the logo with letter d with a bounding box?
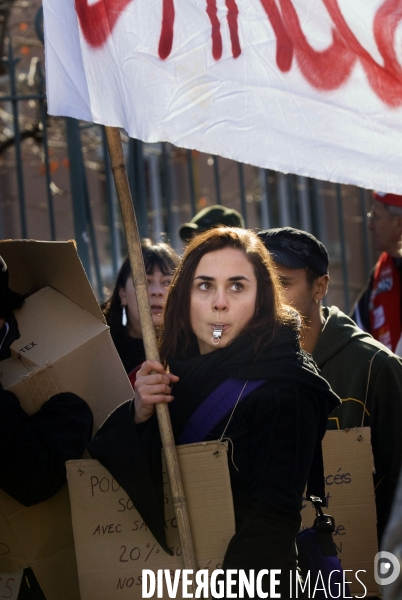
[374,551,401,586]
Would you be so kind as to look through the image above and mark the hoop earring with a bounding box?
[122,306,127,327]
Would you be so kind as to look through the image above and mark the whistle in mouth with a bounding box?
[211,325,223,344]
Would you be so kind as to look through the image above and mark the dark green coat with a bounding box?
[313,306,402,541]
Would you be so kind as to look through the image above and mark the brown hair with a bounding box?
[159,227,299,362]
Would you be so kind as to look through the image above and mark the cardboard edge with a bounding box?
[0,240,106,324]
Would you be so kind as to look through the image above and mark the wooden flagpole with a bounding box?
[104,126,197,573]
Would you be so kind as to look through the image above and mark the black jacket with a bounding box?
[1,313,93,600]
[89,325,339,585]
[110,331,145,374]
[0,315,93,506]
[0,387,93,505]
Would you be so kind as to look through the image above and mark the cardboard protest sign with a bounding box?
[0,486,80,600]
[0,570,23,600]
[0,503,26,572]
[66,441,235,600]
[0,240,103,323]
[0,240,134,600]
[302,428,378,597]
[2,286,131,431]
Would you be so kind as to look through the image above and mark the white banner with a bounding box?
[43,0,402,192]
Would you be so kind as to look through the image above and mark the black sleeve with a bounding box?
[87,401,172,555]
[350,273,373,332]
[0,386,93,506]
[223,383,321,568]
[220,382,324,598]
[370,355,402,541]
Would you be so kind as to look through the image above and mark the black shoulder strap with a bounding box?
[306,439,326,506]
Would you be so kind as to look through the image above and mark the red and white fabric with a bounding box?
[43,0,402,192]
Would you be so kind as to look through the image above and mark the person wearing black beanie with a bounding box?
[258,227,402,545]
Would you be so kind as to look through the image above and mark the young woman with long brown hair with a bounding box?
[89,227,339,596]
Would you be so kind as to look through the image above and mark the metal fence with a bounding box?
[0,35,374,312]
